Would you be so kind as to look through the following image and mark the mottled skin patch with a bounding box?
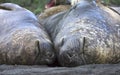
[39,5,71,19]
[39,0,120,67]
[0,3,55,65]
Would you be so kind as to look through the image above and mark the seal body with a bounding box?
[0,3,55,65]
[55,1,120,66]
[39,0,120,67]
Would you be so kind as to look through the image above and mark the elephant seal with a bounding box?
[0,3,55,65]
[39,0,120,67]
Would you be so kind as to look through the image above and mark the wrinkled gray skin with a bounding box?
[40,0,120,67]
[0,3,55,65]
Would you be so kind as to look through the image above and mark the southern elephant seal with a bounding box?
[39,0,120,67]
[0,3,55,65]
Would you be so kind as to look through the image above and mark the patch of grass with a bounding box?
[103,0,120,6]
[0,0,47,14]
[0,0,120,14]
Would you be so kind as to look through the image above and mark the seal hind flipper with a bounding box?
[109,6,120,16]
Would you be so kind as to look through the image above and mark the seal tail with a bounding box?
[0,3,23,11]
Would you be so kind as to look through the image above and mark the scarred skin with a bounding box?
[45,0,81,8]
[45,0,56,8]
[0,3,55,65]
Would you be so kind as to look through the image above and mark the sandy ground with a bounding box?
[0,64,120,75]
